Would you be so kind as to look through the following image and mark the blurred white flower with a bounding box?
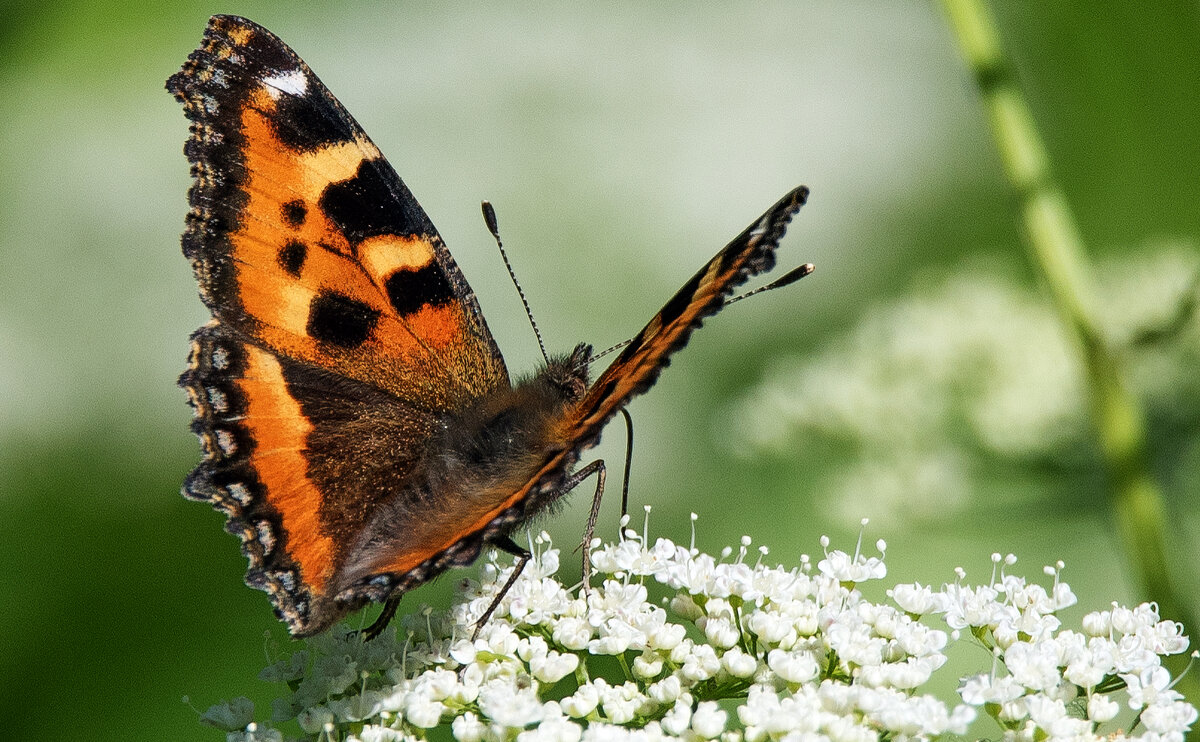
[726,248,1200,523]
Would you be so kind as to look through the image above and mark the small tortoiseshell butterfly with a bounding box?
[169,15,811,637]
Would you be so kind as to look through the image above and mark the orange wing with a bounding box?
[168,15,507,410]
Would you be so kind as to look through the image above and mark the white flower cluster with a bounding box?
[203,522,1194,742]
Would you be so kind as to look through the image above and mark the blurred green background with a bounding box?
[2,2,1197,740]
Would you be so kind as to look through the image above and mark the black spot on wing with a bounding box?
[319,159,434,245]
[271,87,357,151]
[282,200,307,227]
[384,264,455,316]
[657,271,705,328]
[278,240,307,277]
[307,290,380,348]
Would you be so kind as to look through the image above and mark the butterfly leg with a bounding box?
[359,596,402,641]
[472,536,531,640]
[564,459,607,591]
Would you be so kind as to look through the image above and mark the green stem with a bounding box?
[939,0,1196,703]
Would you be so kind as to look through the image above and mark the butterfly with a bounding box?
[168,14,810,638]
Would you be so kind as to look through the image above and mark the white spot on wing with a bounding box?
[262,69,308,99]
[216,429,237,455]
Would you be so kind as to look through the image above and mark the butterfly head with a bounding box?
[544,342,592,403]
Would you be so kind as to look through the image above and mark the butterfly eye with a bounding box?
[540,346,591,401]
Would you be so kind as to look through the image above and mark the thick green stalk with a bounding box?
[939,0,1196,701]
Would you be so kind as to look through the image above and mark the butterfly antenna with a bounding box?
[724,263,815,306]
[483,201,549,363]
[590,338,632,362]
[590,263,816,362]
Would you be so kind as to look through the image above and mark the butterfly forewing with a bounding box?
[568,186,810,437]
[168,15,508,407]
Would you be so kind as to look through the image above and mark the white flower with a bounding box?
[958,673,1026,706]
[859,656,941,689]
[663,551,719,594]
[1124,666,1174,709]
[1141,696,1200,735]
[767,648,819,683]
[826,613,885,668]
[1063,636,1117,689]
[1005,641,1064,692]
[1025,695,1091,738]
[402,695,446,728]
[588,581,650,623]
[588,617,641,655]
[417,668,459,701]
[1145,616,1190,655]
[632,651,664,679]
[646,674,683,705]
[893,618,948,658]
[745,609,793,645]
[507,576,571,626]
[517,704,582,742]
[1087,693,1120,722]
[1051,582,1078,611]
[479,622,520,657]
[668,593,704,622]
[295,705,333,734]
[646,620,686,652]
[941,583,1002,630]
[1114,633,1160,674]
[690,701,727,739]
[1112,605,1142,635]
[595,680,645,724]
[680,643,721,682]
[552,616,593,650]
[720,646,758,678]
[561,683,600,718]
[818,548,886,582]
[739,683,823,738]
[451,711,486,742]
[477,681,543,728]
[1082,609,1111,637]
[698,615,741,649]
[355,725,402,742]
[659,699,691,736]
[328,690,385,723]
[529,649,579,683]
